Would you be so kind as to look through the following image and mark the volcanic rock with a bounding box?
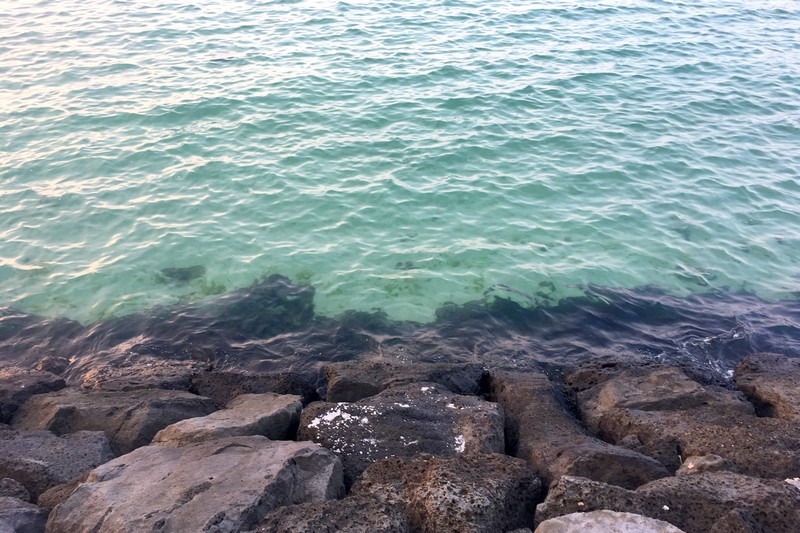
[0,478,30,503]
[78,358,207,392]
[0,367,65,424]
[46,436,344,533]
[190,370,319,406]
[734,353,800,421]
[298,383,504,487]
[153,392,302,445]
[12,388,215,454]
[0,496,47,533]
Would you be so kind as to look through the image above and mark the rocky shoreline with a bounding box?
[2,349,800,532]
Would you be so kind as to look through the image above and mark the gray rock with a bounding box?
[0,429,113,499]
[536,472,800,533]
[36,472,89,511]
[0,497,47,533]
[13,388,216,454]
[735,353,800,421]
[352,453,542,533]
[153,392,302,446]
[490,371,669,488]
[676,455,738,476]
[298,382,504,487]
[324,360,486,402]
[79,358,208,392]
[46,436,344,533]
[569,365,800,477]
[254,494,411,533]
[190,370,319,406]
[0,367,65,424]
[535,511,685,532]
[0,478,30,503]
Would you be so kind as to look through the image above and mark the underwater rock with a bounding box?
[490,370,669,489]
[12,388,216,454]
[298,382,504,487]
[46,437,344,533]
[153,392,302,446]
[157,265,206,284]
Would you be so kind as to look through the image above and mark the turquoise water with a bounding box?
[1,0,799,324]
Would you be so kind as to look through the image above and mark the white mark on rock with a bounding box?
[454,434,465,453]
[421,387,431,392]
[662,505,670,511]
[446,403,456,409]
[395,403,410,408]
[786,478,800,491]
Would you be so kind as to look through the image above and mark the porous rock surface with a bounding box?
[0,496,48,533]
[568,365,800,477]
[324,360,486,402]
[490,371,669,488]
[298,382,504,486]
[536,472,800,533]
[0,367,65,424]
[534,510,685,533]
[153,392,302,445]
[78,358,207,392]
[46,436,344,533]
[734,353,800,421]
[0,478,30,503]
[190,370,319,406]
[0,429,113,499]
[12,388,216,454]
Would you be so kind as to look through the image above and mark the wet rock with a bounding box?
[0,496,47,533]
[158,265,206,284]
[36,472,89,511]
[79,358,208,392]
[324,360,486,402]
[352,453,542,532]
[254,494,411,533]
[676,454,738,476]
[190,370,319,406]
[153,392,302,445]
[298,383,504,487]
[0,478,30,502]
[46,436,344,533]
[13,388,215,454]
[490,371,669,488]
[536,472,800,533]
[0,367,65,423]
[734,353,800,421]
[569,365,800,477]
[535,510,686,533]
[0,429,113,498]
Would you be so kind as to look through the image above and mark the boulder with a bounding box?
[46,436,344,533]
[78,358,207,392]
[36,472,89,511]
[190,370,319,406]
[569,365,800,477]
[536,472,800,533]
[153,392,302,446]
[324,360,486,402]
[0,429,113,498]
[0,367,65,423]
[676,455,738,476]
[254,494,411,533]
[298,383,504,487]
[490,371,669,488]
[12,388,215,454]
[352,453,542,532]
[0,478,30,502]
[734,353,800,421]
[535,510,685,532]
[0,497,47,533]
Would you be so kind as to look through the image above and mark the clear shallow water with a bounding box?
[1,0,800,324]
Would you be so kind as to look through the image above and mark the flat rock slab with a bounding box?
[190,370,319,406]
[0,496,47,533]
[0,429,113,499]
[0,367,65,424]
[352,453,542,532]
[46,436,344,533]
[78,358,208,392]
[12,388,216,454]
[535,511,686,533]
[491,371,669,489]
[298,383,504,487]
[536,472,800,533]
[324,360,486,402]
[734,353,800,421]
[153,392,302,446]
[569,365,800,477]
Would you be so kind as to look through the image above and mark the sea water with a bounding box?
[1,0,799,328]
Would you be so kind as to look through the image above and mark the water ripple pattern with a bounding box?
[1,0,799,322]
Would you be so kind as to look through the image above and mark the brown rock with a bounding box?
[536,472,800,533]
[0,367,65,424]
[734,353,800,421]
[36,472,90,511]
[190,370,319,406]
[490,371,669,488]
[12,388,216,454]
[676,455,738,476]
